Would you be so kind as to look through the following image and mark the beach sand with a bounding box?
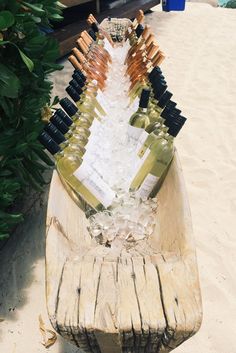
[0,3,236,353]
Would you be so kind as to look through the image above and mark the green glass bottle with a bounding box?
[128,88,151,145]
[38,132,115,211]
[44,122,86,157]
[66,85,103,120]
[129,117,186,199]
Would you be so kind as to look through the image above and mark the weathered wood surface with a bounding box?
[45,151,202,353]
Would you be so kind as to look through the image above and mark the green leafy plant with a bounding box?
[0,0,64,239]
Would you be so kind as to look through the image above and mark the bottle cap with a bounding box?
[50,113,70,134]
[139,88,150,108]
[60,97,78,117]
[166,100,177,109]
[152,76,167,88]
[66,85,80,103]
[148,66,162,81]
[135,24,144,38]
[161,102,177,119]
[74,69,86,82]
[69,79,83,95]
[158,91,173,108]
[44,123,66,144]
[88,29,96,41]
[154,83,167,100]
[150,71,165,85]
[167,118,186,137]
[38,131,61,155]
[91,22,99,33]
[72,72,85,88]
[56,108,73,126]
[165,113,183,126]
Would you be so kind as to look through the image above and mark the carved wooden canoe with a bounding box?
[45,150,202,353]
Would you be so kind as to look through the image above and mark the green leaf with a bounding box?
[31,16,41,23]
[21,2,45,15]
[18,48,34,72]
[51,95,60,106]
[0,41,10,45]
[0,11,15,30]
[49,14,64,21]
[0,64,20,98]
[56,1,67,9]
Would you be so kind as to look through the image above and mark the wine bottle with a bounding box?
[128,88,151,144]
[129,117,186,198]
[54,109,91,141]
[66,84,106,118]
[44,122,86,156]
[136,108,183,158]
[38,132,115,211]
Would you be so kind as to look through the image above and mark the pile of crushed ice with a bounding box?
[88,192,158,246]
[86,43,158,245]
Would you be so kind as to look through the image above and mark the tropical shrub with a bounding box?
[0,0,64,239]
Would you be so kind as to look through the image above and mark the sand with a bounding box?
[0,2,236,353]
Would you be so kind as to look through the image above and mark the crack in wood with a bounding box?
[54,260,67,334]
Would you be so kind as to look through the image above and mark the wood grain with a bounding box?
[45,151,202,352]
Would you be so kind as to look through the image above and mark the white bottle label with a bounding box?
[127,125,143,145]
[135,130,149,155]
[136,174,159,199]
[132,148,150,176]
[73,161,115,208]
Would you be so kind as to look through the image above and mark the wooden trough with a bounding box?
[45,151,202,353]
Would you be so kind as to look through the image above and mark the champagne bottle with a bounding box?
[128,88,151,144]
[129,117,186,198]
[38,132,115,211]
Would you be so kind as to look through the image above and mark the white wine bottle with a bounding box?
[44,122,86,156]
[129,117,186,199]
[128,88,151,145]
[38,132,115,211]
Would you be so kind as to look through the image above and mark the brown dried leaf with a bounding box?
[39,315,57,349]
[0,318,5,322]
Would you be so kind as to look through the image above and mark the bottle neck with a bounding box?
[165,133,174,143]
[138,106,147,113]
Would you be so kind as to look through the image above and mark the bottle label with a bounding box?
[135,130,149,155]
[132,148,150,176]
[136,174,159,199]
[127,125,143,145]
[73,161,115,208]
